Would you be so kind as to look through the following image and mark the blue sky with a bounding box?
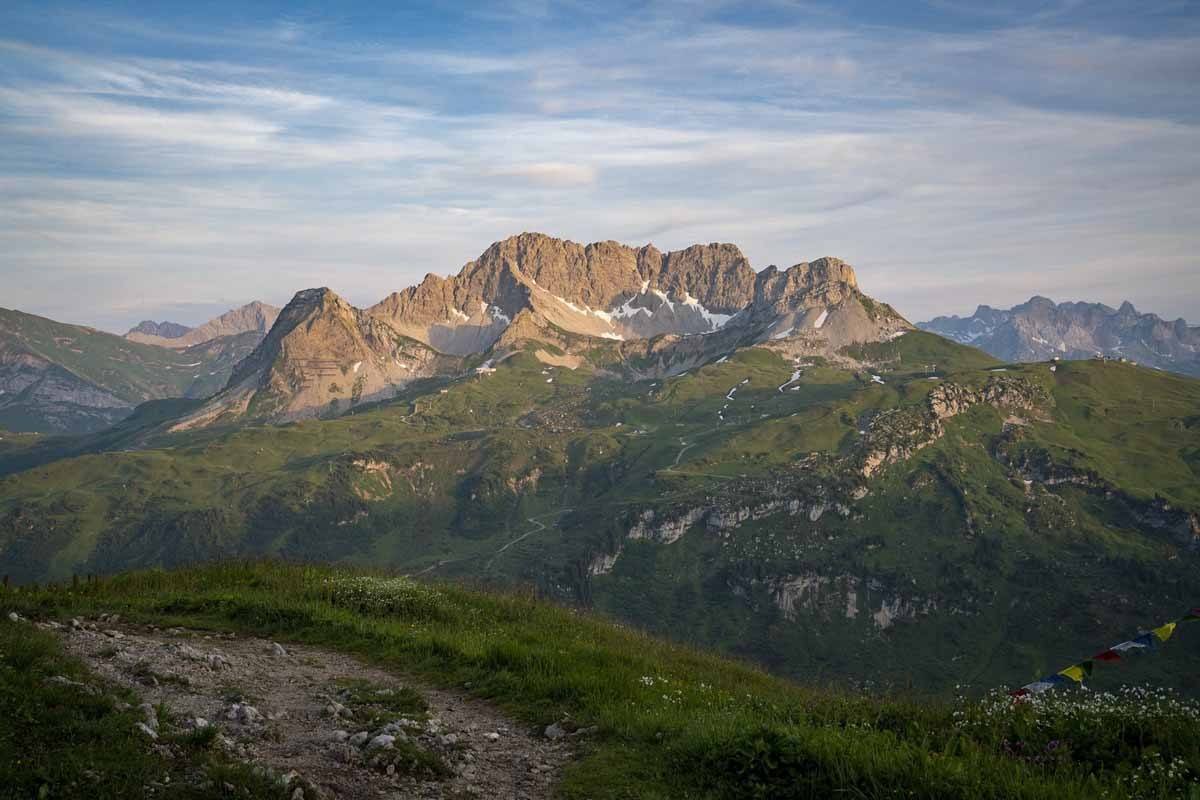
[1,0,1197,332]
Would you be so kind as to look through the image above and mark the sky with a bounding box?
[0,0,1197,333]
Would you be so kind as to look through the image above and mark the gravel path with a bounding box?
[57,616,575,799]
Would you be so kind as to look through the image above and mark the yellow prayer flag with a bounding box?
[1058,664,1086,683]
[1152,622,1177,642]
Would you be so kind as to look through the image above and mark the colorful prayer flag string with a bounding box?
[1009,608,1198,698]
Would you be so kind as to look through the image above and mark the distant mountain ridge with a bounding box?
[127,320,191,339]
[918,296,1200,377]
[124,301,279,349]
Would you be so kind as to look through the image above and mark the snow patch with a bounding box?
[599,332,624,340]
[726,378,750,400]
[610,295,651,320]
[870,375,885,385]
[352,361,363,373]
[771,327,794,340]
[813,309,828,329]
[608,288,731,332]
[777,370,804,392]
[551,293,616,324]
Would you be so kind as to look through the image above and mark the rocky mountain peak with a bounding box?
[752,257,860,312]
[172,288,453,430]
[286,287,350,315]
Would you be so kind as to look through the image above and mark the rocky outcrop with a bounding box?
[588,549,622,577]
[627,507,709,545]
[927,376,1049,420]
[772,573,860,622]
[919,297,1200,378]
[860,376,1051,477]
[769,573,936,630]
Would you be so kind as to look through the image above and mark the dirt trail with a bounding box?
[57,618,574,799]
[485,508,573,570]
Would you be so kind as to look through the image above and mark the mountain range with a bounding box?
[170,233,908,429]
[1,233,1198,698]
[918,297,1200,377]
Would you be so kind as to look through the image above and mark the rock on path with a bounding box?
[57,618,573,799]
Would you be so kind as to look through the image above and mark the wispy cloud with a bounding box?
[0,1,1197,330]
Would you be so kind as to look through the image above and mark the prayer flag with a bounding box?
[1007,608,1195,699]
[1057,662,1092,683]
[1152,622,1177,642]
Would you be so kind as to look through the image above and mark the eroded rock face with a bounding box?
[860,376,1052,477]
[770,572,934,629]
[627,507,708,545]
[927,376,1049,420]
[370,233,907,356]
[370,233,756,350]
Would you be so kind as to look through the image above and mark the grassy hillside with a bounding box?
[4,562,1199,799]
[0,309,201,401]
[1,333,1198,698]
[0,309,257,434]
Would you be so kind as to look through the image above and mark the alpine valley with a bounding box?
[2,233,1198,698]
